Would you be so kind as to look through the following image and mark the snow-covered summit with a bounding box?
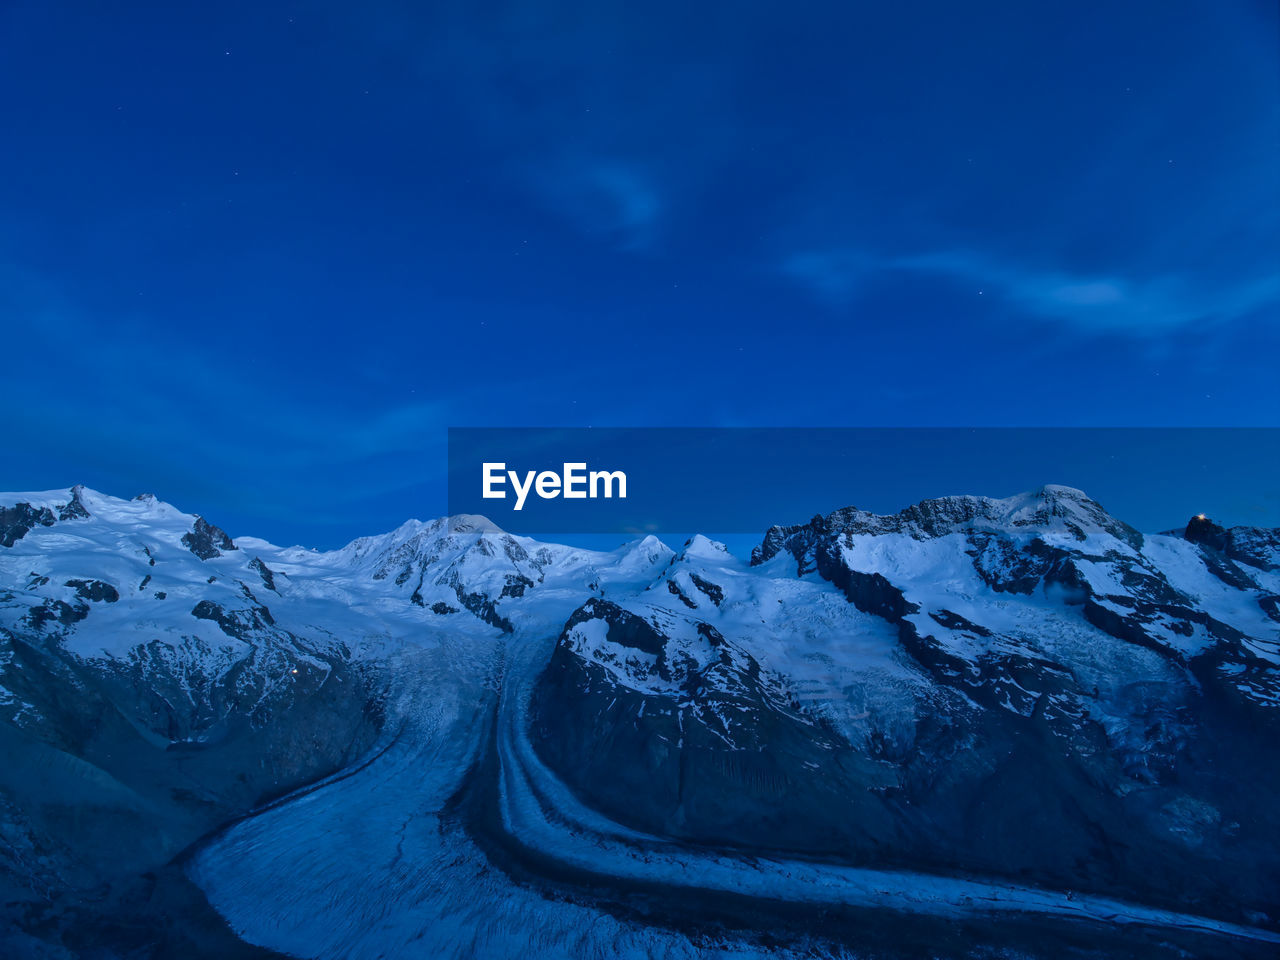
[754,484,1143,566]
[3,482,1280,957]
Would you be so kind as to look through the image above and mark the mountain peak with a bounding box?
[754,485,1143,565]
[1183,513,1228,551]
[1179,513,1280,571]
[679,534,730,561]
[446,514,505,535]
[1035,483,1090,499]
[614,534,674,569]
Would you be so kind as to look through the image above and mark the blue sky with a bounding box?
[1,1,1277,546]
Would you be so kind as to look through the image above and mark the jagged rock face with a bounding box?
[0,487,89,548]
[58,485,91,521]
[1182,514,1280,571]
[753,485,1144,561]
[532,598,905,857]
[248,556,278,592]
[0,503,57,548]
[532,495,1280,924]
[183,515,239,560]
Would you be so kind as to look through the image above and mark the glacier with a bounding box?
[2,484,1278,958]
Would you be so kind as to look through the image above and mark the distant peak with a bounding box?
[1183,513,1228,551]
[753,485,1142,565]
[60,485,91,520]
[620,533,672,552]
[615,534,674,566]
[183,515,238,560]
[445,514,505,535]
[680,534,729,559]
[1035,483,1090,499]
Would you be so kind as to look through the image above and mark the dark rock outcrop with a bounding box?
[249,556,278,593]
[57,486,91,521]
[688,572,724,606]
[0,503,56,548]
[64,579,119,603]
[183,517,238,560]
[1182,515,1280,572]
[191,599,275,638]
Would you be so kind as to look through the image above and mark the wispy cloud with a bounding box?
[780,250,875,304]
[537,159,662,249]
[782,247,1280,336]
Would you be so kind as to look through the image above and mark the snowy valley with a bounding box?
[1,484,1278,959]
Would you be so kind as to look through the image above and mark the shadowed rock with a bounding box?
[183,517,239,560]
[0,503,56,548]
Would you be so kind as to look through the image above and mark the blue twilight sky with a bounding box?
[1,1,1277,548]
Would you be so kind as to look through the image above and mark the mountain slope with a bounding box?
[2,484,1278,959]
[531,486,1280,929]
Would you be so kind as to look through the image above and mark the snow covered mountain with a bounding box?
[1,484,1277,959]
